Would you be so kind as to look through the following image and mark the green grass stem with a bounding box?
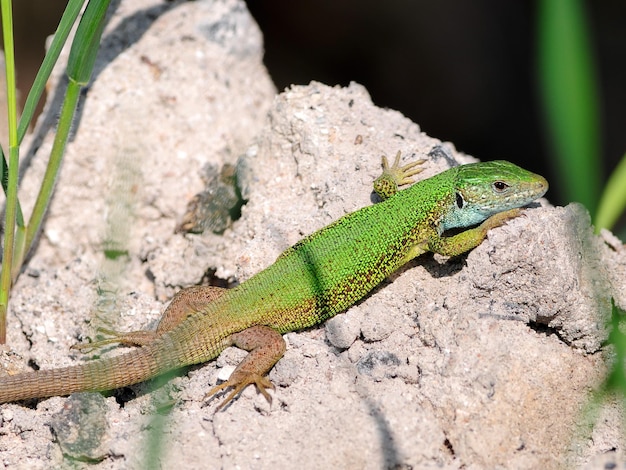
[538,0,601,214]
[594,153,626,233]
[0,0,110,342]
[0,0,20,343]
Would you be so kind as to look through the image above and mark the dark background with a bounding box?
[10,1,626,209]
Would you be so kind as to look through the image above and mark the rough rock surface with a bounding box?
[0,1,624,469]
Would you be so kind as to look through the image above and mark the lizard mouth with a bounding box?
[532,174,549,198]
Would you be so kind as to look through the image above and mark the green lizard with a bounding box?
[0,152,548,408]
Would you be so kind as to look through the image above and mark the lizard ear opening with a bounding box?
[455,192,464,209]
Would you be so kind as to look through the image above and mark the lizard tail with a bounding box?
[0,347,161,403]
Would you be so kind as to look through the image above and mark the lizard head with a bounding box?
[440,160,548,231]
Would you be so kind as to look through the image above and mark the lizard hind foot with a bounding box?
[206,374,275,411]
[71,328,157,353]
[203,325,285,410]
[205,325,285,410]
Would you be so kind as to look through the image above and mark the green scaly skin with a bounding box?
[0,153,548,407]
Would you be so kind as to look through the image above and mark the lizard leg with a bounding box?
[154,286,227,336]
[428,208,523,257]
[206,325,286,411]
[73,286,227,351]
[373,150,426,200]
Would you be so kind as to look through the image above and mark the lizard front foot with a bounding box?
[373,150,426,200]
[479,207,524,231]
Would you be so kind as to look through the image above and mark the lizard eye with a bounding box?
[493,181,509,192]
[455,192,464,209]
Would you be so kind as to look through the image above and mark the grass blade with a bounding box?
[537,0,601,214]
